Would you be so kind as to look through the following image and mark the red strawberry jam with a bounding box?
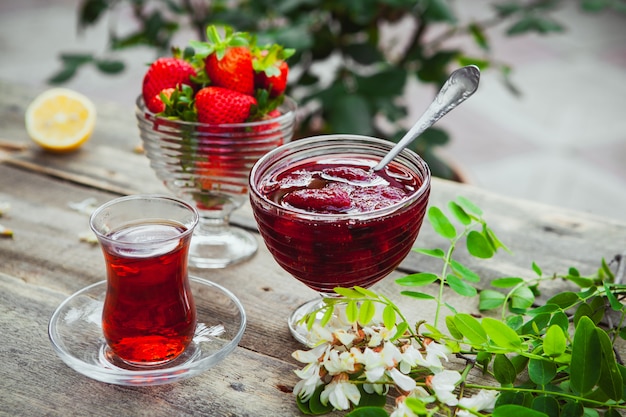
[251,154,430,294]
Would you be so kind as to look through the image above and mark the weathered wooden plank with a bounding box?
[0,272,341,417]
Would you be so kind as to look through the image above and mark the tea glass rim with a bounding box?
[135,95,298,129]
[248,134,432,222]
[89,194,199,246]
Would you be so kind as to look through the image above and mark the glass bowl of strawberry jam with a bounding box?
[249,134,431,344]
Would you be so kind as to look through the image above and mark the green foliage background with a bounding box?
[52,0,626,179]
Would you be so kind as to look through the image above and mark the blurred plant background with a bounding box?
[49,0,626,180]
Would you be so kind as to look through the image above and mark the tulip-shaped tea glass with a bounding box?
[136,97,297,268]
[89,194,199,366]
[249,135,431,345]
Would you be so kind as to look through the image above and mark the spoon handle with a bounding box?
[373,65,480,172]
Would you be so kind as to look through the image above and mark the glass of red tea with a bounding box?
[248,135,431,344]
[90,194,199,366]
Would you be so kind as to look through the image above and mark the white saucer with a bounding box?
[48,276,246,386]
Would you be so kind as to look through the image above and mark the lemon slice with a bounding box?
[25,88,96,152]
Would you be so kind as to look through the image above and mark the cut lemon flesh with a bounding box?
[25,88,96,152]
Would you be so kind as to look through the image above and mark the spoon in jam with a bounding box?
[373,65,481,172]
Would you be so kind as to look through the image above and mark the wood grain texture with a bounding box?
[1,79,625,416]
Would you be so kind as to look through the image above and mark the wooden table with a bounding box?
[1,80,625,416]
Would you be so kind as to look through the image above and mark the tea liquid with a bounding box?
[101,220,196,365]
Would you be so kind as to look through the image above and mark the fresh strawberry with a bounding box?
[252,44,294,97]
[147,88,175,114]
[194,86,257,125]
[205,46,255,95]
[255,60,289,97]
[142,57,197,113]
[193,26,255,95]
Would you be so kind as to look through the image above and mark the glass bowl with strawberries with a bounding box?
[136,25,297,269]
[249,135,431,345]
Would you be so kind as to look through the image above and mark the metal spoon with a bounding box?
[372,65,481,171]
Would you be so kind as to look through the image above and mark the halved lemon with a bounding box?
[25,88,96,152]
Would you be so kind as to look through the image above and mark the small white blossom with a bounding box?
[333,328,357,346]
[324,348,361,375]
[292,342,328,364]
[320,374,361,410]
[457,389,499,416]
[307,323,334,345]
[363,325,396,347]
[293,362,323,402]
[428,370,461,406]
[388,367,416,392]
[421,341,450,373]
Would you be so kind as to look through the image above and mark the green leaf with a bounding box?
[353,286,378,299]
[531,395,560,416]
[427,206,456,239]
[382,305,396,330]
[328,94,374,135]
[560,401,584,417]
[346,300,358,323]
[543,325,567,357]
[355,386,387,408]
[491,277,524,288]
[510,286,535,310]
[391,322,409,341]
[95,59,125,74]
[334,287,364,298]
[596,327,623,400]
[447,201,471,225]
[413,248,445,258]
[532,261,542,276]
[47,66,79,84]
[604,283,624,311]
[320,305,334,328]
[445,315,464,340]
[396,273,439,287]
[549,311,570,332]
[422,0,457,23]
[482,317,522,350]
[493,354,517,385]
[528,359,557,385]
[479,289,506,311]
[456,196,483,216]
[454,313,488,346]
[570,316,602,395]
[358,300,375,325]
[446,275,477,297]
[466,230,494,258]
[450,259,480,282]
[400,291,435,300]
[492,404,549,417]
[545,292,580,309]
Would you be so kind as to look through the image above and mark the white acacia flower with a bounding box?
[292,342,329,364]
[320,374,361,410]
[456,389,499,416]
[388,367,416,392]
[307,323,334,345]
[333,328,357,346]
[324,347,361,375]
[428,370,461,406]
[293,362,323,402]
[421,341,450,373]
[363,325,396,347]
[360,342,403,383]
[399,343,424,374]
